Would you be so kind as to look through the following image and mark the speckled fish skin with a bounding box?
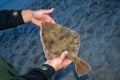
[40,22,91,77]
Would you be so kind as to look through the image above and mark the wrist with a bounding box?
[21,10,33,23]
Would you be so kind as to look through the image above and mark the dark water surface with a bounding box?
[0,0,120,80]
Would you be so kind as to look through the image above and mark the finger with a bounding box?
[40,15,56,24]
[63,59,72,68]
[42,8,54,15]
[47,17,56,24]
[33,8,54,19]
[48,53,57,60]
[43,16,55,23]
[49,18,56,24]
[60,51,68,60]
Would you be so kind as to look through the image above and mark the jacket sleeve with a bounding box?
[13,64,55,80]
[0,10,24,30]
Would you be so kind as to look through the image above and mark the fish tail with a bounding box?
[73,57,91,77]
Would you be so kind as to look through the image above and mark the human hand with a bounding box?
[22,8,55,27]
[31,8,55,27]
[44,51,72,71]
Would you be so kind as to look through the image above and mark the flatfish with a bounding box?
[40,22,91,77]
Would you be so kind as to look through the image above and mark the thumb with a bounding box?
[32,8,54,18]
[41,8,54,15]
[60,51,68,60]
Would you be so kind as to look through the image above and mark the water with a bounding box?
[0,0,8,4]
[0,0,120,80]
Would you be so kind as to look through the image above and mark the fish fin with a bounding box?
[74,57,91,77]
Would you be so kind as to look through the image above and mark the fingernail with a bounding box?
[64,51,68,54]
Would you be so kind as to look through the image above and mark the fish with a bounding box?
[40,22,91,77]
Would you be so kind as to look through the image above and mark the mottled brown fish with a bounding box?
[40,22,91,77]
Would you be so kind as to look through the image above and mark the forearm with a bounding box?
[13,64,55,80]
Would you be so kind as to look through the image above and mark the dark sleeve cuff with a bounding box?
[38,64,56,79]
[13,64,55,80]
[0,10,25,30]
[10,10,25,26]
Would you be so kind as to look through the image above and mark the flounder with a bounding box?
[40,22,91,77]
